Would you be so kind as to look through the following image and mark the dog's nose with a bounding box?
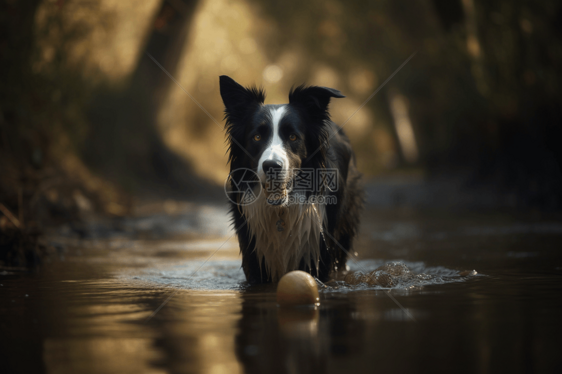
[262,160,283,175]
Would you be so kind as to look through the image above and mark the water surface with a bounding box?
[1,206,562,373]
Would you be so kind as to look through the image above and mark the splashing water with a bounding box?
[126,257,477,292]
[323,260,479,292]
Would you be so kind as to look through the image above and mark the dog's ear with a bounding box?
[290,85,344,166]
[289,85,345,118]
[219,76,265,117]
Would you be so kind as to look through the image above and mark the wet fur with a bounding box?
[241,192,326,281]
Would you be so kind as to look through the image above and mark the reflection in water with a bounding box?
[278,307,319,339]
[152,291,244,374]
[10,277,169,374]
[235,290,329,374]
[43,337,165,374]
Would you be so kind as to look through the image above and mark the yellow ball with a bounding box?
[276,271,320,306]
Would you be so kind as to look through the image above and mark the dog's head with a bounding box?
[220,75,344,206]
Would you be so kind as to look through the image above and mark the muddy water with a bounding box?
[1,205,562,374]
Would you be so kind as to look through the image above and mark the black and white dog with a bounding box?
[220,75,363,284]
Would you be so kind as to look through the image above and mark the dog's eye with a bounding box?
[289,134,297,141]
[253,134,261,141]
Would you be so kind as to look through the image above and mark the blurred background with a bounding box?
[1,3,562,373]
[1,0,562,263]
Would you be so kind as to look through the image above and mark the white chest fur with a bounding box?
[241,194,326,282]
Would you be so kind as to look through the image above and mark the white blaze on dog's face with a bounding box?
[257,105,289,183]
[251,104,307,205]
